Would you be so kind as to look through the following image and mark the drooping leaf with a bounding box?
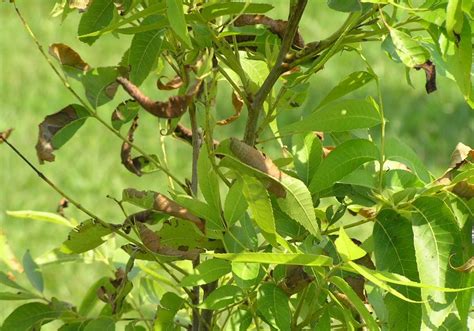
[256,283,291,330]
[78,0,115,44]
[335,227,366,261]
[224,178,248,225]
[216,91,244,126]
[22,250,43,293]
[210,252,333,267]
[414,60,437,93]
[374,209,421,331]
[158,218,206,249]
[389,28,430,68]
[310,139,379,193]
[281,98,381,134]
[61,220,113,254]
[291,132,323,185]
[137,223,160,252]
[179,259,231,287]
[49,43,90,75]
[451,257,474,273]
[1,302,60,331]
[411,196,464,328]
[166,0,192,48]
[36,104,90,164]
[128,16,165,86]
[318,71,374,107]
[157,75,183,90]
[327,0,366,12]
[82,67,122,108]
[199,285,242,310]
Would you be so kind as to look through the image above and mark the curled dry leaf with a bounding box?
[229,138,286,197]
[36,104,89,164]
[217,91,244,126]
[450,256,474,273]
[111,99,139,130]
[49,43,90,71]
[234,14,305,48]
[414,60,436,94]
[0,128,14,143]
[122,210,156,233]
[137,223,160,252]
[116,76,202,118]
[121,116,142,176]
[157,75,183,90]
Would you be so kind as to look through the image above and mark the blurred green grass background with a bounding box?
[0,0,472,322]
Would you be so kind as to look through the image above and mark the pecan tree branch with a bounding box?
[243,0,308,145]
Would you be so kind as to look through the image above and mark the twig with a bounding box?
[243,0,308,145]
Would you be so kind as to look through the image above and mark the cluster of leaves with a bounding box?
[1,0,473,330]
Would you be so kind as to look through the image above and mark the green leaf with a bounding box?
[318,71,375,107]
[330,276,379,331]
[232,262,261,288]
[22,250,43,293]
[166,0,192,48]
[1,302,60,331]
[256,283,291,330]
[179,259,231,287]
[446,0,463,39]
[36,104,90,164]
[159,219,206,249]
[128,16,165,86]
[0,271,28,291]
[82,67,121,108]
[385,137,431,183]
[83,317,115,331]
[327,0,365,12]
[198,143,222,215]
[195,2,273,21]
[389,28,430,67]
[111,100,140,130]
[224,178,248,225]
[281,98,381,134]
[60,220,113,254]
[0,292,38,301]
[199,285,242,310]
[223,216,258,253]
[276,175,320,238]
[291,132,323,185]
[374,209,421,331]
[6,210,73,228]
[209,252,333,267]
[78,0,115,45]
[310,139,379,193]
[175,195,224,235]
[335,227,366,261]
[0,230,25,273]
[154,292,185,331]
[411,196,464,328]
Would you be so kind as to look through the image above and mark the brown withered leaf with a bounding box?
[279,266,314,296]
[49,43,90,71]
[0,128,13,143]
[234,14,305,49]
[116,76,202,118]
[229,138,286,198]
[56,198,69,217]
[137,223,160,252]
[448,142,473,170]
[36,104,89,164]
[121,116,142,176]
[217,91,244,126]
[157,75,183,90]
[414,60,436,94]
[153,194,205,233]
[452,181,474,199]
[450,256,474,273]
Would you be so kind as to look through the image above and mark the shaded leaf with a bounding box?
[210,252,333,267]
[198,142,222,214]
[318,71,374,107]
[450,256,474,272]
[22,250,43,293]
[159,219,206,249]
[1,302,60,331]
[180,259,231,287]
[116,76,201,118]
[199,285,242,310]
[154,292,185,330]
[166,0,192,48]
[83,317,115,331]
[256,283,291,330]
[193,2,273,21]
[78,0,115,44]
[216,91,244,126]
[61,220,113,254]
[36,104,90,164]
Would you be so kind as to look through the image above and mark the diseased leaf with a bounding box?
[1,302,60,331]
[166,0,192,48]
[61,220,113,254]
[174,195,223,235]
[281,98,381,134]
[49,43,90,73]
[159,219,206,249]
[137,223,160,252]
[36,104,90,164]
[121,116,142,176]
[310,139,379,193]
[116,76,202,118]
[257,283,291,330]
[128,16,165,86]
[217,91,244,126]
[78,0,115,44]
[414,60,437,93]
[111,100,139,130]
[180,259,231,287]
[22,250,43,293]
[210,252,333,267]
[451,256,474,272]
[82,67,122,108]
[157,75,183,90]
[0,272,28,292]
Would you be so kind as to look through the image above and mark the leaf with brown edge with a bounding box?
[217,91,244,126]
[36,104,90,164]
[414,60,436,94]
[234,14,305,48]
[49,43,90,72]
[137,223,160,252]
[229,138,286,198]
[116,76,202,118]
[121,116,141,176]
[111,99,139,130]
[450,256,474,273]
[157,75,183,90]
[0,128,13,143]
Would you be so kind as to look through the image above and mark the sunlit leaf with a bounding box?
[210,252,333,267]
[335,227,366,261]
[180,259,231,287]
